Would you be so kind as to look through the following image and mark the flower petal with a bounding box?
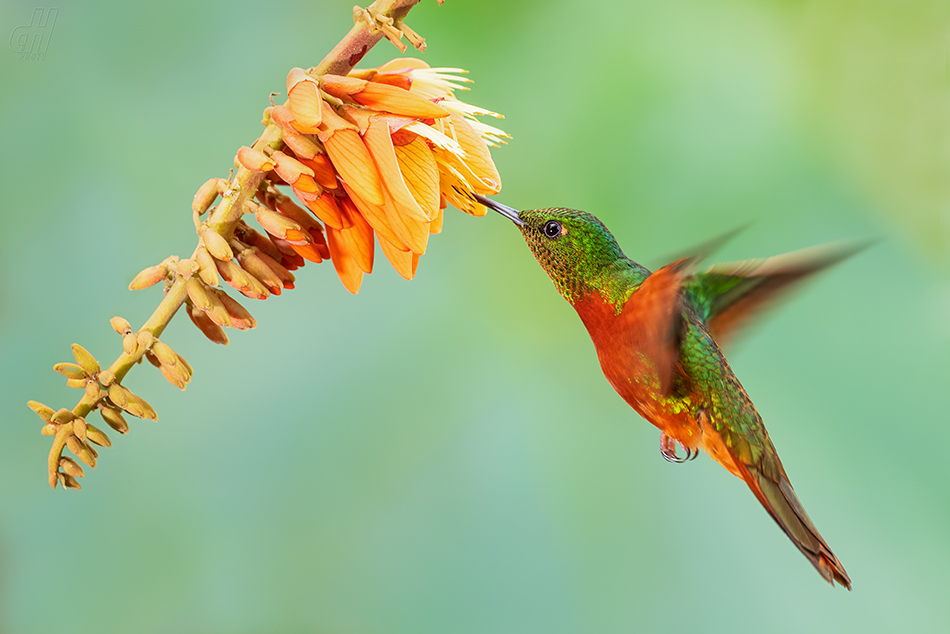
[378,233,417,280]
[304,192,345,230]
[325,227,363,294]
[429,208,443,234]
[353,82,449,119]
[382,187,428,255]
[375,57,430,73]
[340,182,407,251]
[298,154,338,189]
[393,135,440,221]
[323,129,385,205]
[448,113,501,194]
[337,201,375,274]
[363,119,430,222]
[287,68,322,128]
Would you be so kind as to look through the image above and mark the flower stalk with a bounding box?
[28,0,509,491]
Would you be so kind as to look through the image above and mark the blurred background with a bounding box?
[1,0,947,632]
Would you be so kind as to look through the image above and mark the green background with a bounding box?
[2,0,947,632]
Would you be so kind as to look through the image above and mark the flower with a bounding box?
[243,59,508,292]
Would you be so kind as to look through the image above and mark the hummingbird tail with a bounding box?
[744,465,852,590]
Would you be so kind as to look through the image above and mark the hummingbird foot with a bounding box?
[660,433,697,463]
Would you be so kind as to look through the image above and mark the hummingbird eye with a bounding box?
[543,220,562,239]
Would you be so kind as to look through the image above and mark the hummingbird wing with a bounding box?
[685,242,864,348]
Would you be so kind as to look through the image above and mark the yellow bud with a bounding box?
[28,401,55,422]
[196,246,220,287]
[199,225,234,261]
[107,384,131,409]
[159,363,189,390]
[136,331,155,350]
[66,378,86,389]
[51,408,75,424]
[98,370,115,387]
[176,354,193,378]
[123,333,139,355]
[176,258,199,279]
[129,264,168,290]
[110,316,132,335]
[151,340,179,368]
[85,423,112,448]
[192,177,221,215]
[60,456,84,479]
[41,424,57,436]
[53,362,87,380]
[72,418,87,440]
[186,278,214,312]
[100,406,129,434]
[71,344,100,375]
[60,473,82,490]
[84,381,102,401]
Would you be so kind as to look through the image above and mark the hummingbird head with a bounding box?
[474,195,628,302]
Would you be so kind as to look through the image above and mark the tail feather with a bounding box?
[744,465,852,590]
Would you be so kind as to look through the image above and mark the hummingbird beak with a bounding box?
[473,194,525,227]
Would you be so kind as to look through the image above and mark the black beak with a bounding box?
[473,194,525,227]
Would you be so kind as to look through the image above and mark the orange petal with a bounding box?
[394,135,440,221]
[378,234,416,280]
[292,185,320,203]
[381,187,428,255]
[376,57,430,73]
[323,129,384,206]
[429,208,443,234]
[325,227,363,294]
[369,73,412,90]
[292,173,319,193]
[305,192,344,230]
[298,154,338,189]
[437,159,487,216]
[364,119,431,223]
[340,104,374,134]
[337,203,374,274]
[287,68,322,128]
[321,74,367,98]
[339,183,407,251]
[271,104,321,135]
[291,242,324,263]
[449,113,501,194]
[353,82,449,119]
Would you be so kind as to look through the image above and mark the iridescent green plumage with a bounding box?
[480,198,854,589]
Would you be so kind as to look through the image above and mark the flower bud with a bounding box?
[123,333,139,355]
[71,344,100,375]
[100,406,129,434]
[195,246,220,287]
[129,264,168,290]
[192,177,222,215]
[60,456,84,479]
[51,408,75,425]
[188,304,229,345]
[237,146,275,172]
[53,363,87,380]
[60,473,82,490]
[110,316,132,335]
[85,423,112,447]
[28,401,55,422]
[151,340,179,368]
[199,225,234,262]
[212,289,256,330]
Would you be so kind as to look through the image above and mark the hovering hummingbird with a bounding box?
[476,194,854,589]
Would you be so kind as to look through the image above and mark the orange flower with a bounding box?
[246,57,506,294]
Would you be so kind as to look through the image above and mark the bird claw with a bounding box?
[660,433,698,463]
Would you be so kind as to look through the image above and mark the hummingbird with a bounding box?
[475,194,853,589]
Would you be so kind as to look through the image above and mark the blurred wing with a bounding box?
[625,257,695,395]
[686,242,865,348]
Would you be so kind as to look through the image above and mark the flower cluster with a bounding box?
[30,54,508,490]
[236,57,509,292]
